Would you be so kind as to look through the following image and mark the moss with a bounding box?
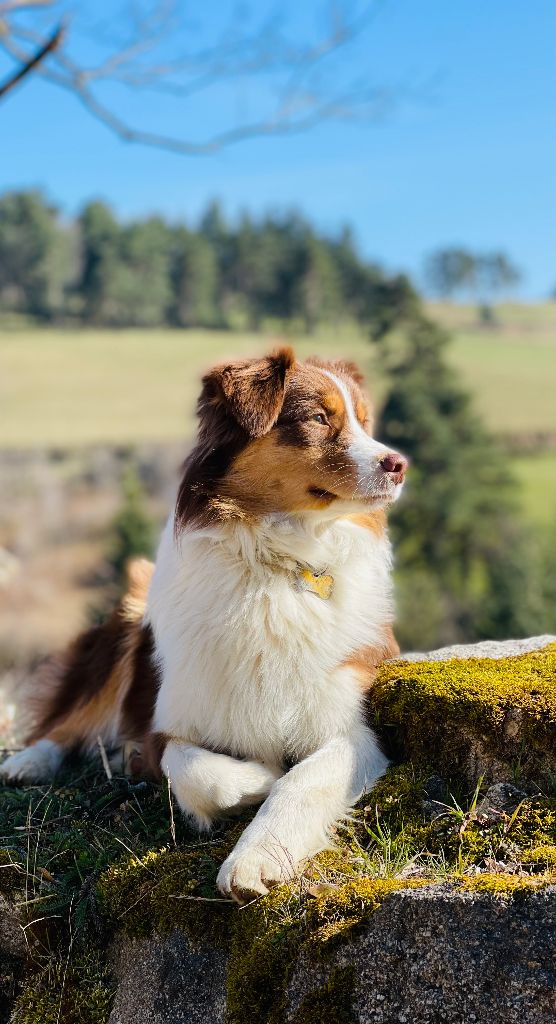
[306,877,427,947]
[289,965,356,1024]
[0,768,239,1024]
[11,951,114,1024]
[370,645,556,785]
[458,872,556,897]
[0,951,23,1022]
[355,762,433,849]
[521,844,556,869]
[345,763,556,882]
[226,873,430,1024]
[97,843,237,946]
[227,884,304,1024]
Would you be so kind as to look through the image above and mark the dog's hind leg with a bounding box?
[1,559,156,787]
[161,739,284,831]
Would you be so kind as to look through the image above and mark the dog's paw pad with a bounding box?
[216,845,295,904]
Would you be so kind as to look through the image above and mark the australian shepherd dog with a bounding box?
[0,348,408,902]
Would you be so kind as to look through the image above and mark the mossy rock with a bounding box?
[370,644,556,786]
[2,640,556,1023]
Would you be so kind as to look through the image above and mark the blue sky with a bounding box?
[0,0,554,296]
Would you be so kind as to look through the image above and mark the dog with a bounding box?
[0,347,407,902]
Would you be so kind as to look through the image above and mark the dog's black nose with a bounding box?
[380,452,408,482]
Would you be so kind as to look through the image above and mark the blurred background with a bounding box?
[0,0,555,739]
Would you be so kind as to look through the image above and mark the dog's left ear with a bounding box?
[213,346,295,438]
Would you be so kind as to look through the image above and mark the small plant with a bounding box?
[107,465,156,593]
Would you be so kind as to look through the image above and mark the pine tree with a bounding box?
[375,314,547,647]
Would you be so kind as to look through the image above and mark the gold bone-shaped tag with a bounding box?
[297,568,334,600]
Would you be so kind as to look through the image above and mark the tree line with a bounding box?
[424,247,521,316]
[0,189,416,334]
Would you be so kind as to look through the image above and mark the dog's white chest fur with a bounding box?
[148,514,393,765]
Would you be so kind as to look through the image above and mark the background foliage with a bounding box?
[0,188,553,652]
[0,190,414,333]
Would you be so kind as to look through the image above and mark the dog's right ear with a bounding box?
[200,347,295,438]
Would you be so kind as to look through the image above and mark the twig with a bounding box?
[167,774,176,847]
[0,20,64,99]
[96,735,113,781]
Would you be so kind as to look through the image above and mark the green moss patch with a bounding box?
[10,951,114,1024]
[97,844,237,946]
[370,645,556,785]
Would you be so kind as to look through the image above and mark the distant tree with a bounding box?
[374,314,545,647]
[78,207,173,326]
[0,187,436,333]
[424,247,476,300]
[226,213,261,327]
[199,201,229,247]
[169,228,218,328]
[77,201,122,324]
[0,190,67,318]
[115,218,172,327]
[364,274,421,341]
[425,246,522,323]
[475,252,522,323]
[297,234,342,333]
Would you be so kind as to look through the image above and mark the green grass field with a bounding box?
[512,451,556,531]
[435,303,556,437]
[1,303,555,530]
[1,303,554,447]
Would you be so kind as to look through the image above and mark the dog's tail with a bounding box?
[0,558,158,785]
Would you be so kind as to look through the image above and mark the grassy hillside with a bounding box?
[432,302,556,438]
[512,451,556,531]
[1,303,555,448]
[0,303,554,530]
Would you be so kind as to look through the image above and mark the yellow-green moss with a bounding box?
[458,872,556,897]
[306,877,429,946]
[10,952,113,1024]
[4,646,556,1024]
[521,845,556,868]
[226,875,415,1024]
[227,883,304,1024]
[97,844,237,946]
[339,761,556,888]
[370,645,556,785]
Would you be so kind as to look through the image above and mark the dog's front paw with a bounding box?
[0,741,63,785]
[217,841,296,904]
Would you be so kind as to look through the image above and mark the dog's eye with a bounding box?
[312,414,328,426]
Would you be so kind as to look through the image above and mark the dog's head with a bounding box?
[176,347,408,529]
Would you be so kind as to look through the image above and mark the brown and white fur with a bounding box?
[0,348,407,903]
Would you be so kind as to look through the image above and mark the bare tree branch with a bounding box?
[0,18,62,98]
[0,1,51,13]
[0,1,404,154]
